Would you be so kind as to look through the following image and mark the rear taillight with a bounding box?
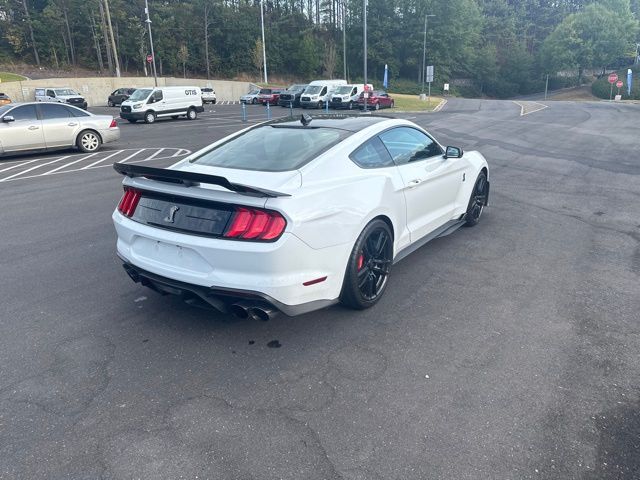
[223,206,286,241]
[109,118,117,128]
[117,187,141,217]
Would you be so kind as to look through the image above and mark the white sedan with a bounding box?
[112,114,489,320]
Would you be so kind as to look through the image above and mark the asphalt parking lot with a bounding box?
[1,99,639,479]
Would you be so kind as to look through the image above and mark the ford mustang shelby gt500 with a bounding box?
[112,114,489,320]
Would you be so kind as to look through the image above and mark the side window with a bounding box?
[350,137,395,169]
[379,127,443,165]
[35,88,45,97]
[64,106,90,117]
[351,87,357,96]
[151,90,163,102]
[10,105,39,121]
[40,103,72,120]
[320,86,327,96]
[46,89,56,97]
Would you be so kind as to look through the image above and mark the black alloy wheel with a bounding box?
[341,219,393,309]
[464,172,488,227]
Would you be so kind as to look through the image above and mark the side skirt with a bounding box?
[393,218,465,264]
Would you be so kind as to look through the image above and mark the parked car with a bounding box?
[330,84,373,110]
[120,86,204,124]
[112,114,489,319]
[240,89,261,104]
[108,88,136,107]
[300,79,347,109]
[278,84,308,107]
[0,93,11,106]
[258,88,283,106]
[34,87,88,110]
[201,87,217,104]
[357,91,394,110]
[0,102,119,156]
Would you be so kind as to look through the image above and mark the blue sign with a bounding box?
[628,69,633,97]
[383,64,388,89]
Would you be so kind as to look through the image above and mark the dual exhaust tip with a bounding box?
[229,302,278,321]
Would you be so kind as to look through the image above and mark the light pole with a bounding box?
[144,0,158,86]
[260,0,268,83]
[421,14,435,94]
[342,0,347,80]
[363,0,367,111]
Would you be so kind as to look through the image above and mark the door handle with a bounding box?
[28,125,40,130]
[68,122,78,126]
[407,178,423,187]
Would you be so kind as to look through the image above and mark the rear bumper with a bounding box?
[120,261,336,316]
[98,128,120,144]
[113,212,349,315]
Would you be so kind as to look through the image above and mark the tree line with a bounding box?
[0,0,638,97]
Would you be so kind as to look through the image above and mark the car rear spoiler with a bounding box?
[113,163,290,198]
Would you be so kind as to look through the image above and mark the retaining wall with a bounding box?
[0,77,256,106]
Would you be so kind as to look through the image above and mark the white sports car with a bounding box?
[112,114,489,320]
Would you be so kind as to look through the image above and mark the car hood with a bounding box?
[171,162,302,192]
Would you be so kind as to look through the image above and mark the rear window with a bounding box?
[190,125,351,172]
[259,89,272,94]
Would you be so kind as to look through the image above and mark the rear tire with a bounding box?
[144,111,156,124]
[390,100,395,108]
[464,172,488,227]
[374,102,380,111]
[340,219,393,310]
[251,97,258,105]
[187,108,197,120]
[77,130,102,153]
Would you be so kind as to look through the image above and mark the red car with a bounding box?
[357,91,394,110]
[258,88,283,106]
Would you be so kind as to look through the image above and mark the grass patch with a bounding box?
[0,72,27,82]
[390,93,443,111]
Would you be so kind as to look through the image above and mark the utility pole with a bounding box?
[260,0,268,83]
[103,0,120,77]
[421,14,435,94]
[544,74,549,100]
[363,0,367,111]
[144,0,158,86]
[342,0,347,81]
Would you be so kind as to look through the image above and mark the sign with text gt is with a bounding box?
[608,73,618,84]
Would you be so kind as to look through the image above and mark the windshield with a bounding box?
[304,86,323,95]
[335,86,354,94]
[128,89,152,101]
[247,90,259,95]
[190,125,351,172]
[54,89,79,96]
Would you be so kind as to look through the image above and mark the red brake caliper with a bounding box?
[357,253,364,270]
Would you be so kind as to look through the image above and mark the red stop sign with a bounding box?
[616,80,623,88]
[146,54,153,63]
[608,73,618,84]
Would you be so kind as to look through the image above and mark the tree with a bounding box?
[251,38,263,75]
[178,43,189,78]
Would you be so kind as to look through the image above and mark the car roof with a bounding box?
[264,114,392,132]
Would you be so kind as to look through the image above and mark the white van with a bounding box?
[329,84,373,110]
[35,87,88,110]
[119,86,204,124]
[299,79,347,109]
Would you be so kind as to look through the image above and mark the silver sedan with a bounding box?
[0,102,120,156]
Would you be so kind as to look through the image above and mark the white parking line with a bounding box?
[43,152,99,175]
[81,150,123,169]
[145,148,165,161]
[116,148,147,163]
[0,158,43,174]
[0,156,70,182]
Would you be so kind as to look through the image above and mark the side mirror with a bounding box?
[2,115,15,123]
[444,146,463,159]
